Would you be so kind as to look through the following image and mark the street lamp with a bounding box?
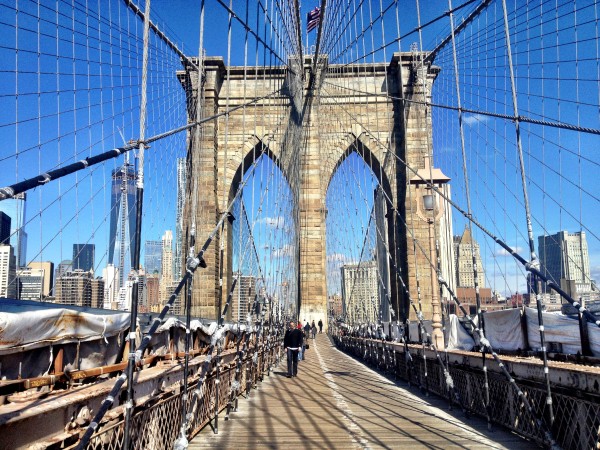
[409,155,450,349]
[422,194,435,211]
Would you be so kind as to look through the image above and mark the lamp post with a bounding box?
[410,155,450,350]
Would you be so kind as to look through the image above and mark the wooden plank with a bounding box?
[190,334,532,449]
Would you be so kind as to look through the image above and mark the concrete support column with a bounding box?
[180,58,225,319]
[298,105,327,329]
[400,56,440,322]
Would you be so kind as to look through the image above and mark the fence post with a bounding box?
[578,310,592,357]
[520,307,529,352]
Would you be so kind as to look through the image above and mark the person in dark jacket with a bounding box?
[318,319,323,333]
[283,320,303,377]
[297,323,304,360]
[303,321,311,336]
[303,321,311,356]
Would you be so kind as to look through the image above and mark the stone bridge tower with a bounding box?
[178,52,444,329]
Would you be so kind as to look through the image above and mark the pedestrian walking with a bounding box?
[297,322,305,360]
[303,321,311,337]
[283,320,303,378]
[311,321,317,339]
[318,319,323,333]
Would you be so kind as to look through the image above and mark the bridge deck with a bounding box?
[190,334,531,449]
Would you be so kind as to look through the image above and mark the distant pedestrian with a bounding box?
[318,319,323,333]
[284,320,303,377]
[311,321,317,339]
[298,323,305,360]
[304,321,311,339]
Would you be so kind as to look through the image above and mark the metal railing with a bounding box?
[333,335,600,450]
[66,338,281,450]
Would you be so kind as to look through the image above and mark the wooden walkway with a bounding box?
[190,334,532,449]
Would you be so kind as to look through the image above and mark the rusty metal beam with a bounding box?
[0,347,210,397]
[0,347,241,449]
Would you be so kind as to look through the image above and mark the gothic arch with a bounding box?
[324,128,393,204]
[226,131,287,204]
[323,127,403,322]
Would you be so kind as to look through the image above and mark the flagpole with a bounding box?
[306,27,309,56]
[305,7,309,56]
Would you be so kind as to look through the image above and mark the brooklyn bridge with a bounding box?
[0,0,599,449]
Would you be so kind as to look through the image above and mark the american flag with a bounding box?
[307,7,321,33]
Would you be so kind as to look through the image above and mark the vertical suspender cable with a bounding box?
[393,0,414,382]
[446,0,491,429]
[213,0,235,434]
[499,0,554,427]
[123,0,150,448]
[413,0,431,398]
[174,4,204,442]
[310,0,327,87]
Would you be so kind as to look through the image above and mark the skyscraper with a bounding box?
[146,273,160,311]
[144,240,162,275]
[341,261,379,323]
[0,192,27,267]
[73,244,95,272]
[90,277,105,309]
[454,227,485,288]
[538,231,592,300]
[137,268,147,311]
[236,274,257,321]
[55,269,101,307]
[55,260,73,282]
[174,157,187,280]
[17,267,45,300]
[159,230,173,303]
[0,245,17,298]
[102,264,120,309]
[161,230,173,280]
[27,261,54,297]
[108,162,137,289]
[119,269,146,311]
[0,212,10,245]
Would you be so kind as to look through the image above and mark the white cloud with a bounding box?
[463,114,489,126]
[258,216,285,228]
[494,246,523,257]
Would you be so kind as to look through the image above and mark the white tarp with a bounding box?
[586,321,600,357]
[525,308,582,354]
[156,317,222,335]
[446,314,475,350]
[0,299,130,354]
[475,308,525,351]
